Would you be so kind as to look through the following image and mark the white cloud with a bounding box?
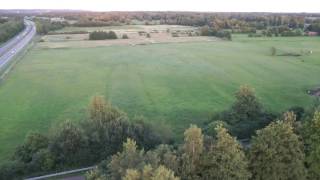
[1,0,319,12]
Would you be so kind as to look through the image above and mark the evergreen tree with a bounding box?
[201,124,251,180]
[249,121,306,180]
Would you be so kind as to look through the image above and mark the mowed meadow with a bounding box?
[1,34,320,161]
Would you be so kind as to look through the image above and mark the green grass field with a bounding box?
[0,35,320,162]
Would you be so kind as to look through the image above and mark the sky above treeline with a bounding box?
[1,0,319,13]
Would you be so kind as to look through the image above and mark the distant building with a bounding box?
[307,31,319,36]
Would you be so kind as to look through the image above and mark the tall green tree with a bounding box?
[304,111,320,179]
[249,121,306,180]
[181,125,203,179]
[201,124,251,180]
[50,120,88,166]
[212,85,274,138]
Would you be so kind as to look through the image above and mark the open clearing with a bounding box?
[0,33,320,162]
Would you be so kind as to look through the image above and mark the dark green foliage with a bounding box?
[307,22,320,34]
[249,121,306,180]
[14,132,49,163]
[122,34,129,39]
[200,26,232,40]
[49,120,89,167]
[288,106,305,121]
[211,85,275,139]
[216,30,232,40]
[0,19,25,43]
[303,111,320,179]
[35,19,66,35]
[89,31,118,40]
[0,160,26,180]
[271,47,277,56]
[0,96,168,179]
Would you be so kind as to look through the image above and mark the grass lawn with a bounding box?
[0,35,320,162]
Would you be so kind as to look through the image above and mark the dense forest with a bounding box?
[0,18,25,44]
[1,85,319,180]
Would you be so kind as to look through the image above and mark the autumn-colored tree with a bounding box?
[123,165,180,180]
[304,111,320,179]
[201,124,251,180]
[249,121,306,180]
[88,95,124,124]
[86,168,107,180]
[181,125,203,179]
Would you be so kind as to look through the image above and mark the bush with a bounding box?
[171,32,179,37]
[89,31,118,40]
[146,33,151,38]
[122,34,129,39]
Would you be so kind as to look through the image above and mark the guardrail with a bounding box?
[25,166,95,180]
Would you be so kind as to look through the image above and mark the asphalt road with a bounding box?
[0,19,36,70]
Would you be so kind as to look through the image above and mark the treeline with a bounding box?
[0,18,25,43]
[23,11,320,36]
[1,86,320,179]
[200,26,232,40]
[0,97,171,179]
[248,26,304,37]
[34,19,67,35]
[306,20,320,34]
[89,31,118,40]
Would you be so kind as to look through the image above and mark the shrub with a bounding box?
[171,32,179,37]
[89,31,118,40]
[122,34,129,39]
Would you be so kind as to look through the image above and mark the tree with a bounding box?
[14,132,49,163]
[304,111,320,179]
[152,145,180,174]
[123,169,140,180]
[181,125,203,179]
[201,124,251,180]
[86,168,107,180]
[249,121,306,180]
[50,120,88,166]
[271,47,277,56]
[213,85,274,139]
[108,138,146,180]
[123,165,180,180]
[84,96,130,161]
[88,95,124,124]
[122,34,129,39]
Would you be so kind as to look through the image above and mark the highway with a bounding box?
[0,19,36,70]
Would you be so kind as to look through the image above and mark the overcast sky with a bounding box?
[1,0,319,13]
